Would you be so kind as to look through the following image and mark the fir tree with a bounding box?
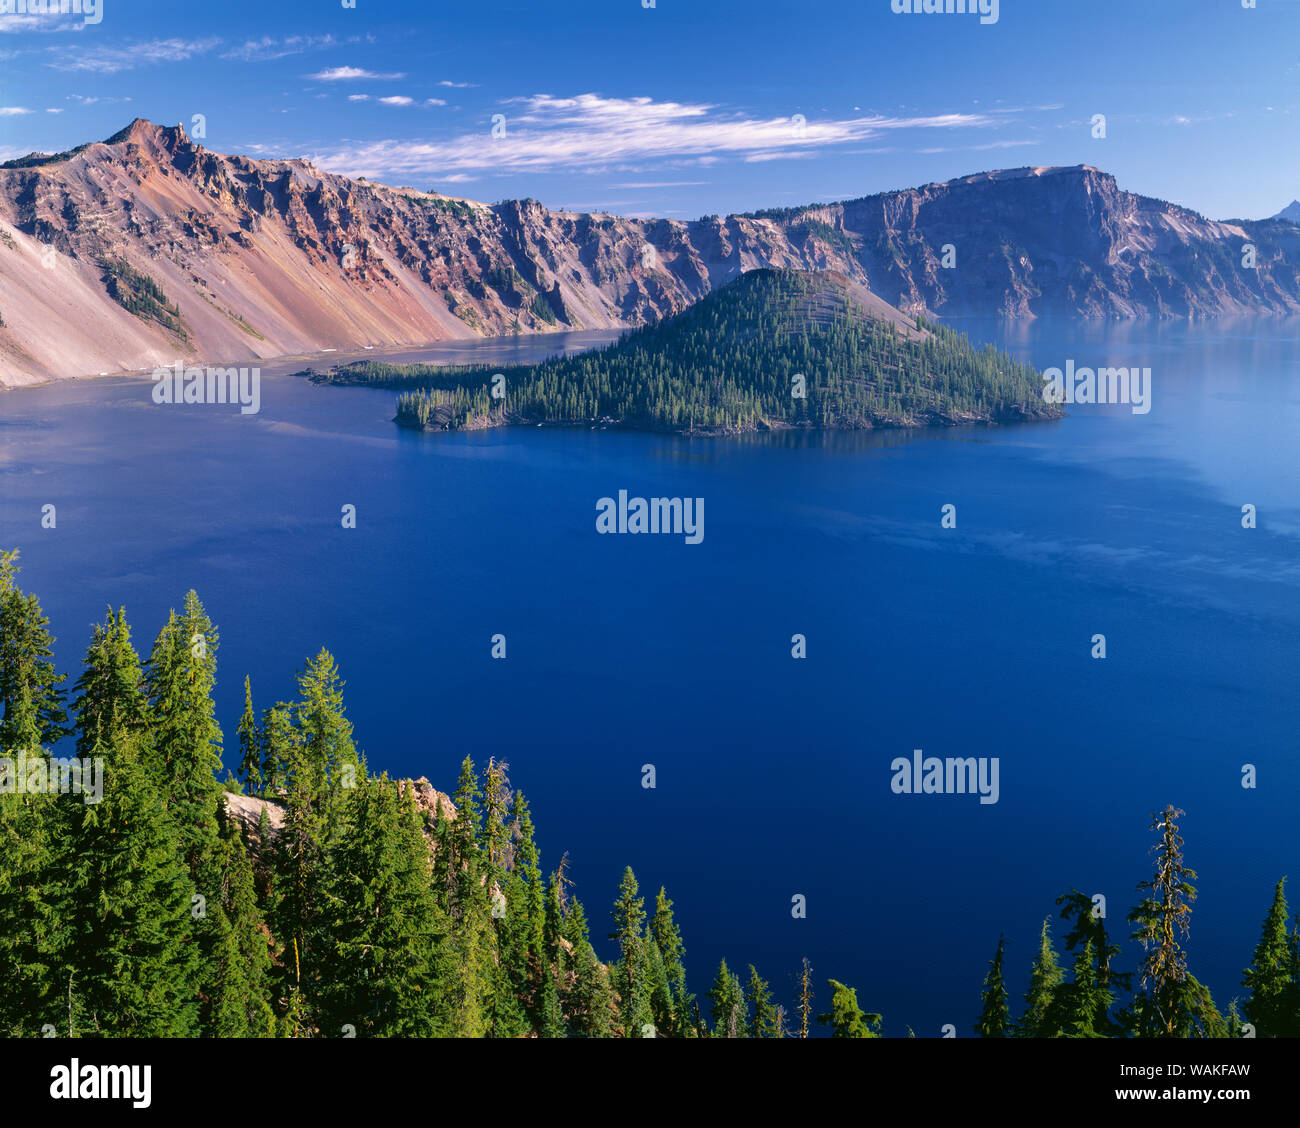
[0,549,70,748]
[1018,918,1064,1037]
[206,804,276,1036]
[1242,878,1297,1038]
[144,592,223,883]
[650,886,690,1030]
[610,866,652,1035]
[70,607,148,759]
[1127,806,1222,1037]
[746,964,779,1038]
[569,940,614,1038]
[59,731,201,1036]
[818,979,881,1038]
[236,676,261,797]
[316,776,448,1037]
[0,770,63,1034]
[975,936,1011,1037]
[707,958,745,1038]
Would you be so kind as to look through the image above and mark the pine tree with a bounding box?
[316,776,448,1037]
[538,965,566,1038]
[0,549,70,748]
[206,804,276,1036]
[1054,888,1131,1035]
[70,607,148,759]
[258,703,297,797]
[610,866,652,1036]
[144,592,223,882]
[818,979,881,1038]
[569,940,614,1038]
[236,676,261,797]
[650,886,690,1031]
[746,964,779,1038]
[443,757,492,1036]
[707,958,745,1038]
[1018,918,1065,1037]
[295,649,358,788]
[1044,939,1114,1038]
[0,768,63,1034]
[58,731,201,1036]
[975,936,1011,1037]
[1127,806,1222,1037]
[1242,878,1297,1037]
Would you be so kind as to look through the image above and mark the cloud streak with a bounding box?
[46,37,221,73]
[310,92,1001,181]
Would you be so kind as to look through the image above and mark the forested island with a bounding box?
[1,548,1295,1038]
[303,269,1062,437]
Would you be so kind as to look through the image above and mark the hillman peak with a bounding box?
[2,118,1297,387]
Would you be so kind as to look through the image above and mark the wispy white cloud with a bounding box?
[610,180,710,188]
[311,92,1000,181]
[222,35,338,62]
[917,139,1037,154]
[0,106,34,116]
[437,80,477,88]
[47,37,221,73]
[378,95,414,106]
[309,66,404,81]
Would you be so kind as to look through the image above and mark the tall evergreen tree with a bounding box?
[316,776,449,1037]
[443,757,492,1036]
[0,549,69,748]
[610,866,652,1036]
[707,958,745,1038]
[975,936,1011,1037]
[1043,939,1115,1038]
[746,964,779,1038]
[295,649,358,787]
[58,731,201,1036]
[236,676,261,797]
[1018,917,1065,1037]
[650,886,690,1031]
[70,607,148,759]
[0,768,63,1034]
[144,593,223,881]
[1127,806,1222,1037]
[1242,878,1297,1038]
[569,940,614,1038]
[206,804,276,1037]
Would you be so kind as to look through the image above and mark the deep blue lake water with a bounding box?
[2,318,1298,1035]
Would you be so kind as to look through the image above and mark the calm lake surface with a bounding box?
[2,318,1298,1035]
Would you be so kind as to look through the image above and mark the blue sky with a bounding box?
[1,0,1297,221]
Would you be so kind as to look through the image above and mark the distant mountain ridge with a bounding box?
[1,118,1298,386]
[1274,200,1300,224]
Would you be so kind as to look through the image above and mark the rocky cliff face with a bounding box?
[2,120,1297,386]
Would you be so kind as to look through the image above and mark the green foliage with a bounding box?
[975,936,1010,1038]
[310,269,1055,434]
[1241,878,1298,1037]
[6,553,1292,1040]
[817,979,881,1038]
[98,258,191,343]
[707,958,745,1038]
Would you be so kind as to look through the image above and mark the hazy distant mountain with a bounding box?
[2,119,1298,386]
[1273,200,1300,224]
